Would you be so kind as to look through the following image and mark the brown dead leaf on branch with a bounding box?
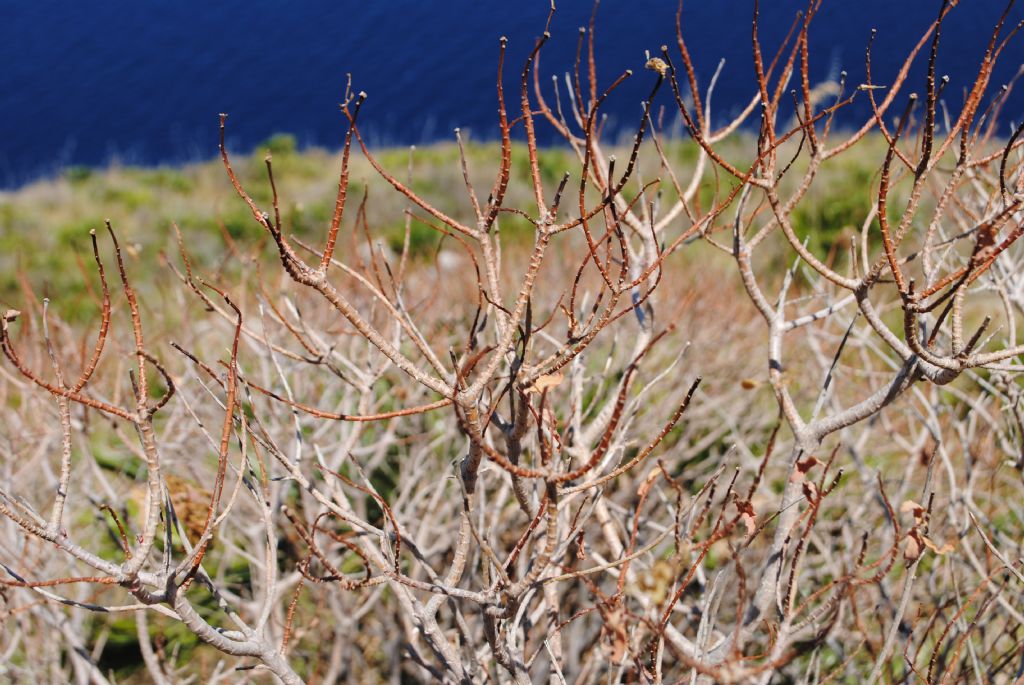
[526,370,563,394]
[901,500,955,564]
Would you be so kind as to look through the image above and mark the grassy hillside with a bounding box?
[0,132,888,320]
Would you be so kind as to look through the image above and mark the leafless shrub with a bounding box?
[3,2,1024,683]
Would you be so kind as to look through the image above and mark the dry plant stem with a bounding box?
[5,3,1024,682]
[220,116,456,401]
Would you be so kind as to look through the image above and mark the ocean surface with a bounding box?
[2,1,1022,187]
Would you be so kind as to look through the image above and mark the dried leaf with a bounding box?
[921,535,955,555]
[732,500,757,536]
[740,378,762,390]
[904,533,922,564]
[790,456,822,483]
[527,371,564,394]
[901,500,926,522]
[741,512,757,536]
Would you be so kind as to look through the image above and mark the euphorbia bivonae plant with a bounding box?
[3,2,1024,682]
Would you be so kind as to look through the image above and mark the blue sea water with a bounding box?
[1,1,1022,187]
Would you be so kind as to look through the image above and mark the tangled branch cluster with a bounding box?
[3,2,1024,682]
